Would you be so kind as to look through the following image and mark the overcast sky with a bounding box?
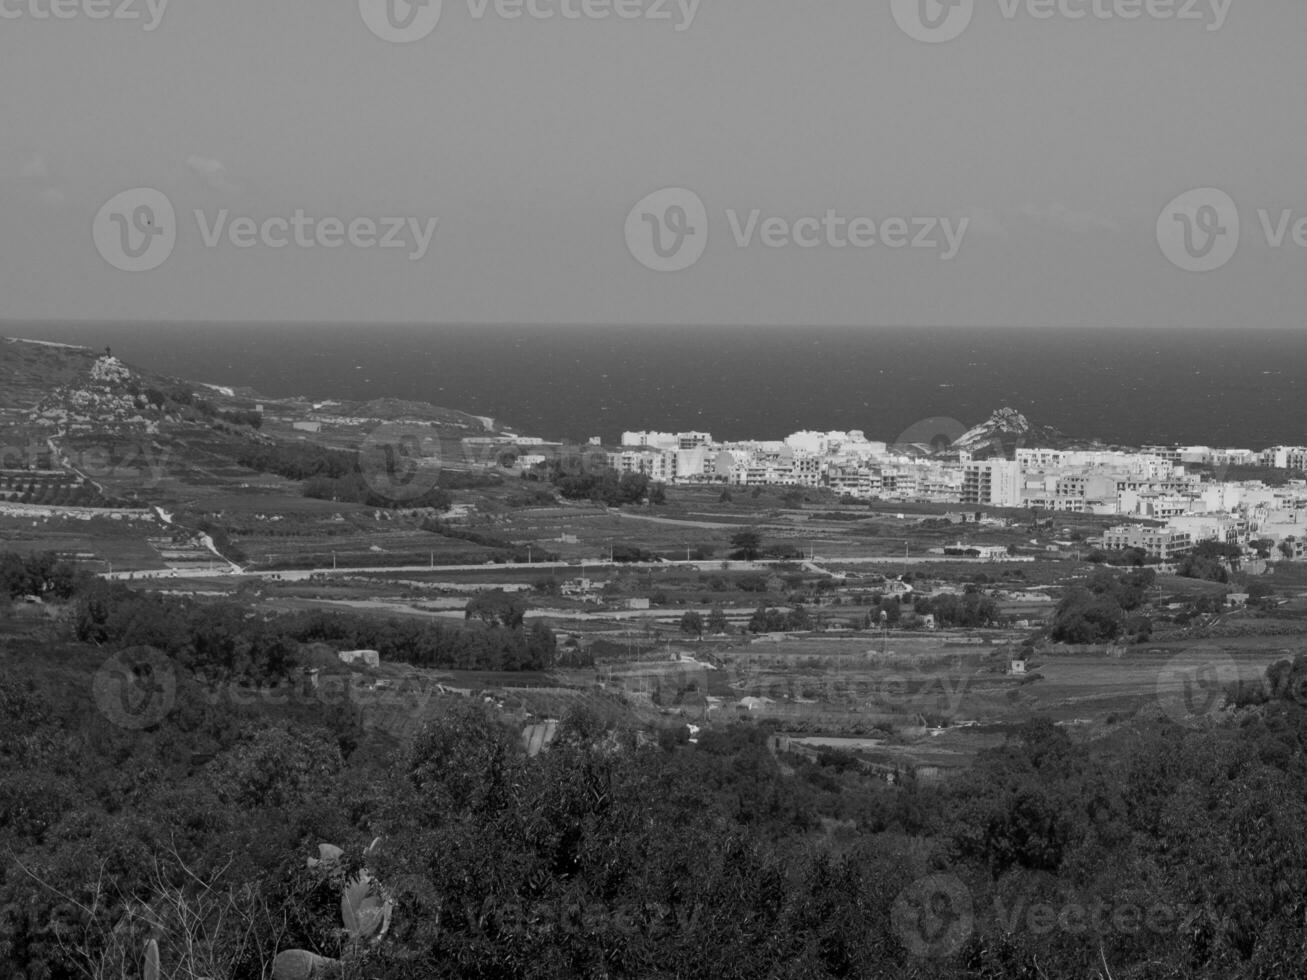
[1,0,1304,327]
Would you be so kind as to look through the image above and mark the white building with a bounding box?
[962,460,1022,507]
[1101,525,1193,560]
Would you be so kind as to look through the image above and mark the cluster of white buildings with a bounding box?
[609,431,1307,557]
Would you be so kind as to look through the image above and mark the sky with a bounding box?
[1,0,1304,328]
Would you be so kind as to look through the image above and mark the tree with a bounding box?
[707,606,729,635]
[1050,588,1124,643]
[533,577,562,596]
[1177,554,1229,584]
[465,590,527,629]
[730,530,763,561]
[679,611,704,639]
[1248,581,1276,610]
[747,605,788,633]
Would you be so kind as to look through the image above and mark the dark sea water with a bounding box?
[4,323,1304,448]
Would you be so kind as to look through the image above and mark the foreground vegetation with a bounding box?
[3,551,1307,979]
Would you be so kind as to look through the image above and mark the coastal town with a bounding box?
[459,416,1307,565]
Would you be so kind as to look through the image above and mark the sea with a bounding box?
[4,322,1304,449]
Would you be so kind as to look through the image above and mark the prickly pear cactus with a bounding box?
[306,843,345,872]
[142,939,160,980]
[275,839,395,972]
[341,870,393,942]
[305,840,395,943]
[271,949,342,979]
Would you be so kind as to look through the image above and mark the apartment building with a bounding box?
[826,468,883,498]
[607,450,676,482]
[1101,524,1194,559]
[1261,447,1307,470]
[621,431,679,451]
[962,460,1021,507]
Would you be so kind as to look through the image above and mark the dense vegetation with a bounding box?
[532,456,658,507]
[0,552,88,601]
[6,635,1307,978]
[1051,568,1156,644]
[70,581,556,677]
[5,553,1307,979]
[235,443,453,510]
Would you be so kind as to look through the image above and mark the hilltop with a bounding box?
[951,407,1080,459]
[0,334,512,530]
[1,335,500,434]
[0,337,104,413]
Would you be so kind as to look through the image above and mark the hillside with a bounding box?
[0,335,515,555]
[0,337,102,413]
[1,335,501,435]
